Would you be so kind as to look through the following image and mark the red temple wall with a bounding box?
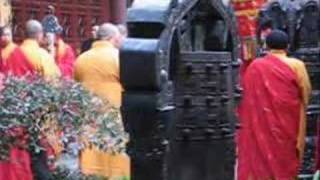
[11,0,115,50]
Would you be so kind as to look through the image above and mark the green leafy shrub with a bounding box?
[0,75,127,161]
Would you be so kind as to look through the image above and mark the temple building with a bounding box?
[0,0,129,49]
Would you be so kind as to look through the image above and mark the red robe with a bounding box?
[0,47,34,180]
[56,39,75,78]
[0,148,33,180]
[0,46,58,180]
[237,54,303,179]
[2,47,35,76]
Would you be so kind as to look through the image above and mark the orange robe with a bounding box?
[74,40,129,178]
[17,39,61,167]
[17,39,61,78]
[271,51,311,159]
[237,51,311,180]
[3,39,60,78]
[0,42,17,72]
[75,40,122,108]
[1,42,17,64]
[55,39,76,78]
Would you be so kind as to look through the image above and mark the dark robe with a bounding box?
[81,38,96,53]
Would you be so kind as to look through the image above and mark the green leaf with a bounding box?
[0,74,127,173]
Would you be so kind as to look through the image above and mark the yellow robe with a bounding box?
[271,50,312,159]
[1,42,17,62]
[75,40,122,108]
[74,40,129,178]
[19,39,61,78]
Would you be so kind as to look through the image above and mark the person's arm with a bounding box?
[296,61,311,160]
[297,62,312,106]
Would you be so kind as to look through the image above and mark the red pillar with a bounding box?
[101,0,111,22]
[109,0,127,24]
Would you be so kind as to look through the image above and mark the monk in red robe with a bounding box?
[1,20,60,180]
[0,27,17,70]
[0,72,33,180]
[3,20,60,78]
[0,27,34,180]
[237,30,311,180]
[54,36,75,78]
[41,26,75,78]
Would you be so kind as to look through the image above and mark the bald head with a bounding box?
[266,30,289,50]
[91,25,99,39]
[2,26,12,38]
[97,23,123,48]
[117,24,128,38]
[0,26,13,45]
[97,23,120,40]
[26,20,43,40]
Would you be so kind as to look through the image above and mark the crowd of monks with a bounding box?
[0,4,317,180]
[0,19,129,180]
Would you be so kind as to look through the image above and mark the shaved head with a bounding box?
[0,26,13,45]
[266,30,289,50]
[97,23,120,40]
[2,26,12,37]
[26,20,43,39]
[91,25,99,39]
[92,25,99,32]
[117,24,128,37]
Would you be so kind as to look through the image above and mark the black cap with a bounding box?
[266,30,289,50]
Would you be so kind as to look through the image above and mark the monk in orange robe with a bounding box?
[237,30,311,180]
[0,27,17,69]
[4,20,60,78]
[0,27,34,180]
[75,24,122,108]
[42,24,75,78]
[74,23,129,178]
